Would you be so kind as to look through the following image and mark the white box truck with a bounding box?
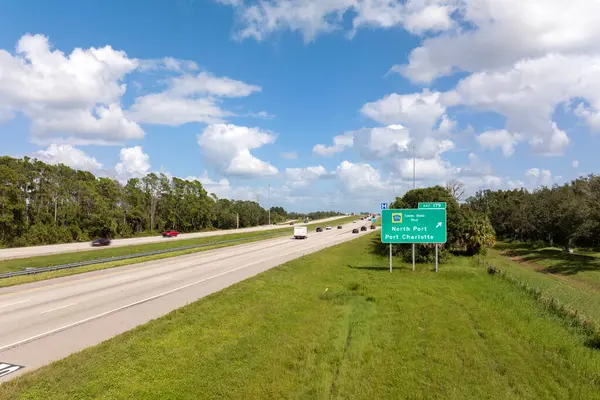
[294,226,308,239]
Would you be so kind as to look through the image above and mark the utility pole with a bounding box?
[236,213,239,229]
[268,184,271,225]
[412,144,416,272]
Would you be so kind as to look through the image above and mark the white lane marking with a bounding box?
[0,234,357,353]
[40,303,77,314]
[0,299,30,309]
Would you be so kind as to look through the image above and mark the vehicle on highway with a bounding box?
[290,222,295,225]
[337,225,343,229]
[326,225,332,230]
[304,219,309,224]
[91,238,111,247]
[370,225,376,230]
[360,226,367,231]
[352,228,359,234]
[162,230,179,237]
[294,226,308,239]
[316,227,323,232]
[353,221,357,223]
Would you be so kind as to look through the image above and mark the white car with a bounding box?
[326,225,332,230]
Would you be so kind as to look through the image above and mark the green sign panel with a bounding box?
[371,218,377,223]
[381,209,447,244]
[418,202,446,209]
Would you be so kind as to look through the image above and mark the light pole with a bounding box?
[268,184,271,225]
[412,144,416,271]
[412,144,416,190]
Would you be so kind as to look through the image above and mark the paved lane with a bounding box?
[0,221,377,382]
[0,216,347,261]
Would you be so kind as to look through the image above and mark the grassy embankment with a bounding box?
[485,241,600,330]
[2,233,600,399]
[0,216,357,288]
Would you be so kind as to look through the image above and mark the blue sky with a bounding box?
[0,0,597,212]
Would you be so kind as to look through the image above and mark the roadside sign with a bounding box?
[380,202,388,210]
[381,209,447,244]
[418,202,446,209]
[371,218,377,223]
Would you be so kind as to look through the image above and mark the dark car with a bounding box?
[352,228,359,234]
[91,238,111,247]
[370,225,376,230]
[316,227,323,232]
[337,225,343,229]
[162,230,179,237]
[360,226,367,231]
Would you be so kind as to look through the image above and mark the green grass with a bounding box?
[493,241,600,287]
[0,216,357,288]
[3,234,600,399]
[484,242,600,329]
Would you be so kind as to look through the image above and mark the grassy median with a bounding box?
[2,234,600,399]
[0,216,357,288]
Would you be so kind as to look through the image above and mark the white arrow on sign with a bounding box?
[436,222,442,228]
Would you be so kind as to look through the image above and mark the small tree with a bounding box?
[461,211,496,261]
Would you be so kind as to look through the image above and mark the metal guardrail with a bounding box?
[0,233,282,280]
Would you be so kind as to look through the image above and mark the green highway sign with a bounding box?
[371,218,377,223]
[418,202,446,209]
[381,209,447,244]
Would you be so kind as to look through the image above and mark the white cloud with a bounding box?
[476,129,522,157]
[219,0,458,43]
[128,93,230,126]
[285,165,328,187]
[360,89,447,134]
[445,54,600,156]
[0,34,143,145]
[395,0,600,83]
[392,157,452,181]
[197,123,278,178]
[33,144,104,172]
[168,72,261,98]
[128,72,261,126]
[572,160,579,169]
[525,167,553,187]
[114,146,151,180]
[138,57,199,73]
[313,132,354,156]
[335,160,387,194]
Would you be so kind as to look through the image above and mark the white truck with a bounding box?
[293,226,308,239]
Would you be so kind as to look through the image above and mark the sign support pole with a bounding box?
[435,244,438,273]
[389,244,392,273]
[412,244,415,271]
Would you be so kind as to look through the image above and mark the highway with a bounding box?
[0,220,377,382]
[0,215,348,261]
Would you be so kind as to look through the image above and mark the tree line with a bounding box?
[466,174,600,250]
[0,156,341,248]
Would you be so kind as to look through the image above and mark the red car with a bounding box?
[162,230,179,237]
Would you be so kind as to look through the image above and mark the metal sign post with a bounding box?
[435,244,438,272]
[389,244,392,273]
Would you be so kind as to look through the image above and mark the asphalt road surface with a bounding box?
[0,220,377,382]
[0,215,348,261]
